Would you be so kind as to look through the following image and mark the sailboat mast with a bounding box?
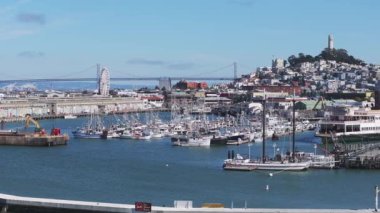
[292,99,296,160]
[262,98,266,163]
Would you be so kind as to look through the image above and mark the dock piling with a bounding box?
[376,185,379,212]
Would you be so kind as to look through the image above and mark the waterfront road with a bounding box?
[0,193,374,213]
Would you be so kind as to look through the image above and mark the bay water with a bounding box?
[0,113,379,209]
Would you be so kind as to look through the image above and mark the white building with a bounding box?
[272,58,285,69]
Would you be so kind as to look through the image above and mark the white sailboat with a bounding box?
[223,96,310,171]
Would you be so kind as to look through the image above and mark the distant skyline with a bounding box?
[0,0,379,80]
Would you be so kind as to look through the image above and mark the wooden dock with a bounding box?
[338,143,380,169]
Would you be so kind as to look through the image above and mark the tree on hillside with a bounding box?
[287,48,365,67]
[288,53,316,66]
[318,48,365,65]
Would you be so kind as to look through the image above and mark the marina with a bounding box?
[0,114,379,210]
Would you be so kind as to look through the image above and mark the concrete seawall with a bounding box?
[0,193,374,213]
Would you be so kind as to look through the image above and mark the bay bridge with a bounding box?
[0,63,242,84]
[0,77,235,84]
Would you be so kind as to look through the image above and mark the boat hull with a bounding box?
[72,131,102,139]
[210,137,228,145]
[250,162,309,171]
[223,160,309,171]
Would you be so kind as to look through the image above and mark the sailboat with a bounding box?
[72,112,106,139]
[223,96,310,171]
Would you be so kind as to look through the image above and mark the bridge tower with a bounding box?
[159,77,172,90]
[233,62,237,79]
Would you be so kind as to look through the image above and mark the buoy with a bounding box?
[165,164,169,167]
[269,173,273,177]
[266,185,270,190]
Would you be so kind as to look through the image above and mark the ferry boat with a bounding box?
[315,106,380,144]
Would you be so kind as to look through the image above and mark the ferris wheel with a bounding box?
[98,67,110,96]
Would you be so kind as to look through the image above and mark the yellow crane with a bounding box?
[25,114,42,132]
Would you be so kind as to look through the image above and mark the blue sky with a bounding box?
[0,0,379,80]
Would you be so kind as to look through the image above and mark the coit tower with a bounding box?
[328,34,334,50]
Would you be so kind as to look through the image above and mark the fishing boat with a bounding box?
[120,130,133,139]
[72,128,104,139]
[210,132,228,145]
[151,131,163,139]
[72,112,106,139]
[173,135,211,147]
[64,114,77,119]
[172,131,211,147]
[131,129,152,140]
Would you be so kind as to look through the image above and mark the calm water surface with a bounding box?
[0,114,379,209]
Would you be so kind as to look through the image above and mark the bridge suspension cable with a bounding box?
[238,63,255,74]
[184,63,234,78]
[110,69,146,78]
[52,64,98,79]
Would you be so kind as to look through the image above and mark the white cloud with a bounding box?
[0,28,36,40]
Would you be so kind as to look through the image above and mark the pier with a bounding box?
[0,193,374,213]
[1,107,170,123]
[341,143,380,169]
[0,96,171,122]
